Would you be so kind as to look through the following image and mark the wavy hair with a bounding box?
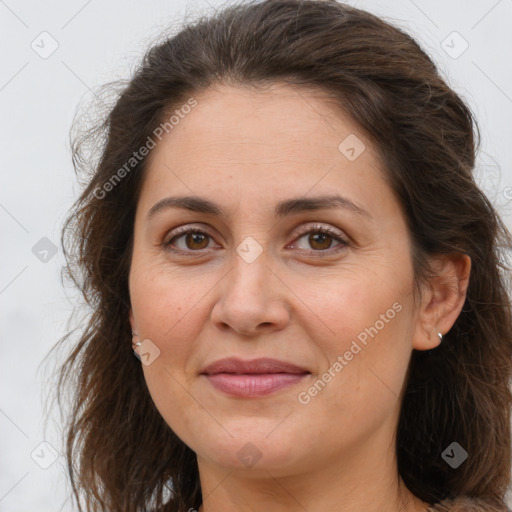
[48,0,512,510]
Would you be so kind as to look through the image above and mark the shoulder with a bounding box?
[427,496,512,512]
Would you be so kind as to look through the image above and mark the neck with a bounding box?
[194,425,429,512]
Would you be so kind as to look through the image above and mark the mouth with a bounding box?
[203,373,310,397]
[200,357,311,398]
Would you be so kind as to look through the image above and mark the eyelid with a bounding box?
[291,222,348,243]
[162,221,350,256]
[162,223,219,248]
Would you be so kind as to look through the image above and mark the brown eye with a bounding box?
[307,232,335,250]
[288,223,349,256]
[163,227,215,253]
[183,232,210,250]
[163,223,348,258]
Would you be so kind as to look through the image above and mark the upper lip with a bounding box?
[201,357,310,375]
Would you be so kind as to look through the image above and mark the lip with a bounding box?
[201,357,310,398]
[201,357,309,375]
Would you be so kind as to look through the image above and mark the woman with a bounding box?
[52,0,512,510]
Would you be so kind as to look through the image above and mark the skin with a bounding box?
[128,82,471,512]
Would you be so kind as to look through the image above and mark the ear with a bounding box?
[412,253,471,350]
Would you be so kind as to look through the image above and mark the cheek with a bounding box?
[130,265,212,439]
[295,261,410,342]
[130,261,212,349]
[292,262,415,401]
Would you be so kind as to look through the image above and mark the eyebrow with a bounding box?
[146,194,372,221]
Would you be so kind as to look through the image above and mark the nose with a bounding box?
[210,250,291,337]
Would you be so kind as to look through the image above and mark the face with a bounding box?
[129,82,422,477]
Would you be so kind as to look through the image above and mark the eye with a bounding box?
[162,225,217,254]
[162,223,349,257]
[288,223,349,255]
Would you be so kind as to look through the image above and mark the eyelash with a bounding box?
[162,223,349,258]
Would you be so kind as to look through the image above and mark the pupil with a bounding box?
[187,233,208,249]
[310,233,331,249]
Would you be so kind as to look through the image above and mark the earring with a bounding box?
[437,332,443,341]
[132,330,142,362]
[132,330,142,349]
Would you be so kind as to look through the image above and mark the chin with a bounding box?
[196,431,308,474]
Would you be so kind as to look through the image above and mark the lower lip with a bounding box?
[204,373,309,397]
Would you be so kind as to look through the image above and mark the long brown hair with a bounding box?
[47,0,512,510]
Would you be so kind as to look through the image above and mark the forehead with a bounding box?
[154,82,372,161]
[138,82,392,220]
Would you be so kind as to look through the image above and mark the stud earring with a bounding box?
[437,332,443,341]
[132,330,142,349]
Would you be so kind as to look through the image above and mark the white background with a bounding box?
[1,0,511,510]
